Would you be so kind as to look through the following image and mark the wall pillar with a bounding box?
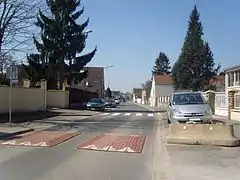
[206,90,215,114]
[228,90,235,119]
[23,79,30,88]
[40,79,47,111]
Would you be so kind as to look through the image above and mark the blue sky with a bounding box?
[81,0,240,93]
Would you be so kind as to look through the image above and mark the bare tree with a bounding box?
[0,53,11,73]
[0,0,46,58]
[141,79,152,103]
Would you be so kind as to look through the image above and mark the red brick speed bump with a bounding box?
[1,131,81,147]
[78,133,146,153]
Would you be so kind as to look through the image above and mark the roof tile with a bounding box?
[154,75,173,85]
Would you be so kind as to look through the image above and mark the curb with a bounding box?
[0,128,34,139]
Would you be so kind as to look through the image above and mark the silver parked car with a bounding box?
[167,91,213,124]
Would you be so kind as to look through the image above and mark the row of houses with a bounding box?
[132,64,240,121]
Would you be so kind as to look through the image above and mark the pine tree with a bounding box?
[106,87,112,98]
[201,42,220,89]
[152,52,171,76]
[171,5,219,91]
[22,0,97,89]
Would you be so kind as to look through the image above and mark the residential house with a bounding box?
[150,75,173,107]
[72,66,105,98]
[224,65,240,120]
[111,91,120,98]
[209,75,225,92]
[132,88,142,103]
[141,89,147,105]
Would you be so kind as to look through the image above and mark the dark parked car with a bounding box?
[86,98,105,111]
[105,98,117,108]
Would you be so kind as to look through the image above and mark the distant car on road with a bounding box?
[167,91,213,124]
[121,98,126,102]
[86,98,105,111]
[105,98,117,108]
[114,98,121,105]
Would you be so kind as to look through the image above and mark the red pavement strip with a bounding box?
[1,131,81,147]
[77,133,147,153]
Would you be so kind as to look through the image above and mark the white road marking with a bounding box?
[2,140,16,145]
[108,146,116,151]
[148,113,154,116]
[124,113,131,116]
[98,146,110,150]
[136,113,142,116]
[126,147,135,152]
[19,141,32,146]
[101,113,110,116]
[112,113,121,116]
[32,142,48,147]
[117,147,128,152]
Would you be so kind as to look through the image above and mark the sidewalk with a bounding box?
[0,109,101,135]
[213,114,240,125]
[0,109,101,124]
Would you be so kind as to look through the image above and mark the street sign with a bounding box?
[6,64,18,84]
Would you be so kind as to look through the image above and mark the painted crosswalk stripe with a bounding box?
[102,113,110,116]
[112,113,121,116]
[124,113,131,116]
[136,113,142,116]
[147,113,154,116]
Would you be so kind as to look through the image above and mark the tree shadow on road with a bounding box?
[0,111,61,124]
[0,133,24,141]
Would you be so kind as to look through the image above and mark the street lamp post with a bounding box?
[6,61,18,127]
[108,77,116,87]
[105,65,113,69]
[103,65,114,97]
[103,65,114,88]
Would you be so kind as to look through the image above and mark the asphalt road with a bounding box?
[0,103,159,180]
[1,103,240,180]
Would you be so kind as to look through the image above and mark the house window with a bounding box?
[228,72,234,87]
[235,71,240,86]
[234,93,240,109]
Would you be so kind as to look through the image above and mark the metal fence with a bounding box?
[234,93,240,109]
[215,92,227,108]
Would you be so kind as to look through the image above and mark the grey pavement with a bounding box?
[0,103,240,180]
[157,112,240,180]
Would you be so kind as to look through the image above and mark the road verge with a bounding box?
[151,111,175,180]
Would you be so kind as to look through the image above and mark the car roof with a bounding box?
[173,91,201,95]
[170,91,203,96]
[90,98,102,100]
